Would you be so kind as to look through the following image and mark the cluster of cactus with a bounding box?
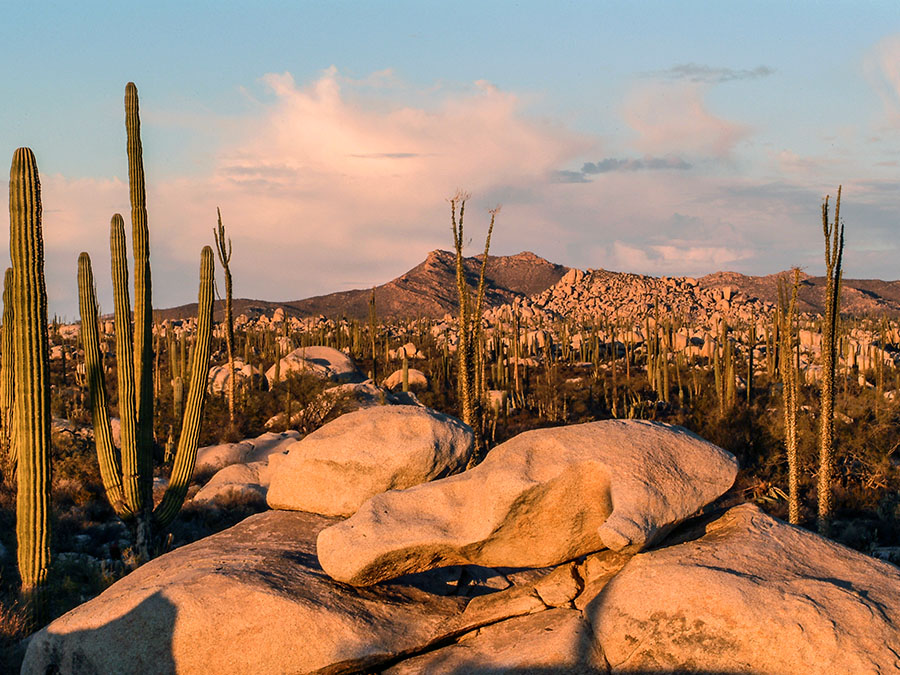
[77,83,214,560]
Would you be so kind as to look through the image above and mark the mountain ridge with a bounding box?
[152,251,900,322]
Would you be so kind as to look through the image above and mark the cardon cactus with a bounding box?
[1,267,15,475]
[9,148,52,606]
[76,83,215,560]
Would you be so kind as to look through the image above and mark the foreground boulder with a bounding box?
[21,511,467,674]
[266,406,474,516]
[264,345,364,386]
[21,511,594,674]
[588,503,900,673]
[317,419,738,586]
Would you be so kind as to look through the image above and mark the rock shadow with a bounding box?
[21,591,177,674]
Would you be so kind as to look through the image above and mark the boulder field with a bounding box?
[20,413,900,674]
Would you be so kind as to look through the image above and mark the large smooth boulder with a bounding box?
[587,503,900,673]
[21,511,591,674]
[21,511,467,674]
[266,406,475,516]
[317,419,738,586]
[194,431,300,475]
[264,345,364,386]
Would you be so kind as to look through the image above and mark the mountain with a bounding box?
[153,250,570,322]
[152,249,900,323]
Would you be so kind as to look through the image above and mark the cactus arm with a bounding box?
[109,214,142,514]
[10,147,51,594]
[1,267,15,470]
[154,246,214,529]
[125,82,154,508]
[77,252,129,517]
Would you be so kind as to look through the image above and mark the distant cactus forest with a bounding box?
[1,84,899,668]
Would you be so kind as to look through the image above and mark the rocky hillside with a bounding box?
[153,251,900,323]
[153,250,569,322]
[699,270,900,316]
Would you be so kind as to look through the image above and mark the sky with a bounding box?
[2,1,900,319]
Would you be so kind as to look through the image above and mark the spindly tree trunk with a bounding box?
[214,207,236,428]
[10,147,51,620]
[818,187,844,535]
[778,269,801,524]
[368,287,378,382]
[450,193,497,465]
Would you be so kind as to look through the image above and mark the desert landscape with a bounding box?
[2,4,900,674]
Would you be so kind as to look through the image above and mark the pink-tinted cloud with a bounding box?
[622,82,750,159]
[865,34,900,127]
[12,66,899,320]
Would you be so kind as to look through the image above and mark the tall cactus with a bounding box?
[1,267,15,476]
[76,83,215,560]
[126,82,155,513]
[778,269,801,524]
[9,148,51,610]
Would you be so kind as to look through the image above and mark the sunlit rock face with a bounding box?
[21,420,900,674]
[587,503,900,674]
[317,419,738,586]
[266,405,474,516]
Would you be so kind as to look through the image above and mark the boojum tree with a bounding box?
[450,192,498,464]
[818,187,844,534]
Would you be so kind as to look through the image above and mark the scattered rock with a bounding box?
[264,345,365,386]
[266,406,474,516]
[383,368,428,390]
[194,430,300,474]
[192,461,268,505]
[317,419,738,586]
[207,359,266,394]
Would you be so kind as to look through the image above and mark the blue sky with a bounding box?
[3,2,900,318]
